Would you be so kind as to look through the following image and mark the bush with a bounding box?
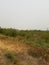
[0,28,18,37]
[5,51,17,63]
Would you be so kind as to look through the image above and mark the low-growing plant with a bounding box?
[5,51,17,64]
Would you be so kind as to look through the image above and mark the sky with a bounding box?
[0,0,49,30]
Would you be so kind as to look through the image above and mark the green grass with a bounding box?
[0,27,49,48]
[5,51,17,65]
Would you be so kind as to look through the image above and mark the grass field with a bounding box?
[0,28,49,65]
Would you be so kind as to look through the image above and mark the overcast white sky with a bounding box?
[0,0,49,30]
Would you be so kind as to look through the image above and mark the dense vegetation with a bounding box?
[0,27,49,48]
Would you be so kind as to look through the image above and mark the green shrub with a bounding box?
[0,28,18,37]
[5,51,17,62]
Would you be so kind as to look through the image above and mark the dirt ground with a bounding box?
[0,38,49,65]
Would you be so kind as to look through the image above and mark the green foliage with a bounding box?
[0,28,17,37]
[5,51,17,65]
[0,27,49,48]
[5,51,16,60]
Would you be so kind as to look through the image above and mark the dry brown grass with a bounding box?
[0,35,49,65]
